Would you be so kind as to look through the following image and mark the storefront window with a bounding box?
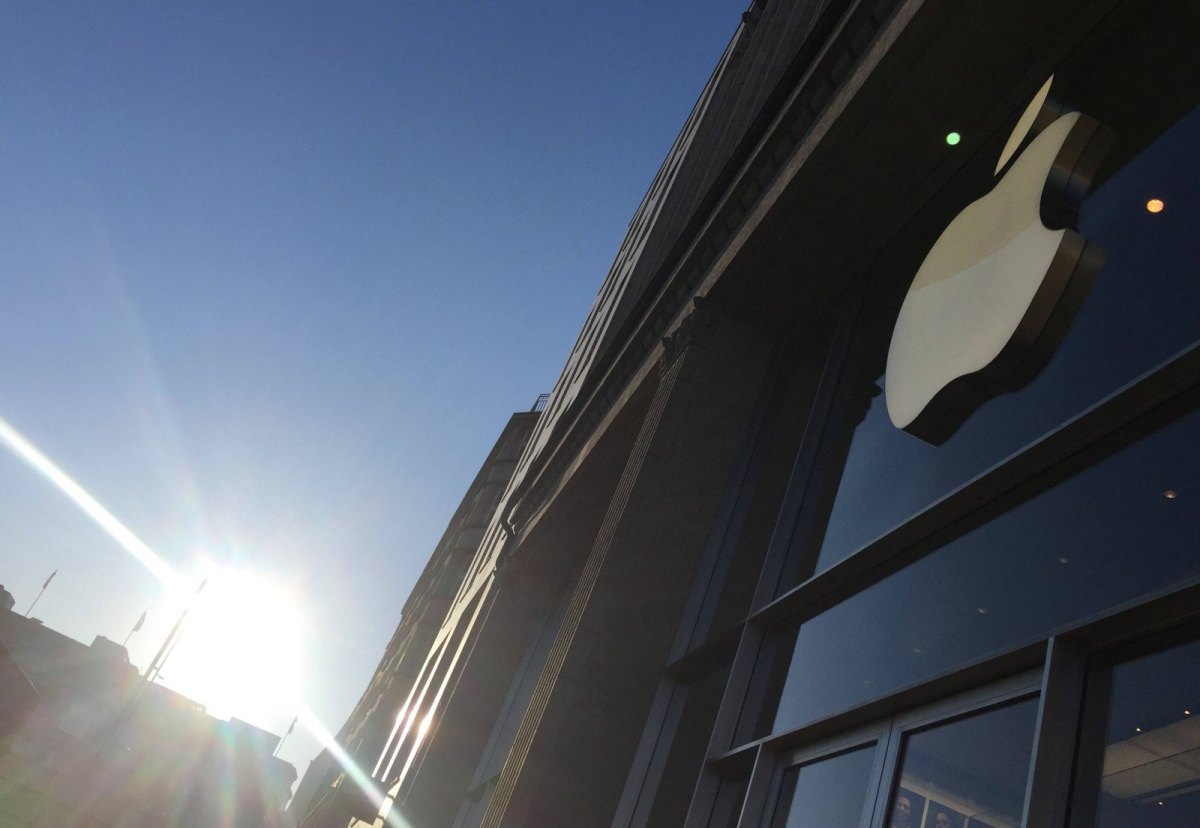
[886,699,1038,828]
[773,402,1200,736]
[808,102,1200,574]
[770,743,877,828]
[1084,639,1200,828]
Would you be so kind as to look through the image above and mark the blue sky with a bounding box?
[0,1,742,776]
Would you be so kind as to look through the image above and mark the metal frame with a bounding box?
[705,580,1200,828]
[1059,599,1200,828]
[698,576,1200,828]
[748,670,1042,828]
[752,721,892,828]
[707,342,1200,782]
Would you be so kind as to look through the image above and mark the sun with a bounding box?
[157,565,305,728]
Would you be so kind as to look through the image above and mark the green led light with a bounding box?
[945,131,962,146]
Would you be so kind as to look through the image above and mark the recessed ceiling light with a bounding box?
[1136,727,1143,732]
[945,131,962,146]
[977,608,988,614]
[1058,557,1069,564]
[1164,489,1179,499]
[1146,198,1165,213]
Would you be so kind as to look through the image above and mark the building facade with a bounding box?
[0,598,296,827]
[311,0,1200,825]
[290,408,542,827]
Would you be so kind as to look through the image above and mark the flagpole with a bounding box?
[121,610,147,648]
[273,716,298,757]
[72,578,205,825]
[144,579,206,684]
[24,569,57,617]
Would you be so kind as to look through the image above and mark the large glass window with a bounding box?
[773,400,1200,736]
[771,743,878,828]
[806,100,1200,573]
[887,699,1038,828]
[766,693,1038,828]
[1079,638,1200,828]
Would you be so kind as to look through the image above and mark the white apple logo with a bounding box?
[885,77,1112,444]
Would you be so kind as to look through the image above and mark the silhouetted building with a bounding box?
[300,1,1200,826]
[290,408,541,827]
[0,603,297,827]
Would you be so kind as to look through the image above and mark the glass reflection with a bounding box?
[810,103,1200,573]
[774,403,1200,736]
[771,743,876,828]
[889,699,1038,828]
[1089,639,1200,828]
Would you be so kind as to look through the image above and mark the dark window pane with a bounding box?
[775,403,1200,735]
[808,102,1200,573]
[1090,639,1200,828]
[888,699,1038,828]
[771,743,877,828]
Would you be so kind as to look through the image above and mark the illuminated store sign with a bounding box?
[885,78,1111,443]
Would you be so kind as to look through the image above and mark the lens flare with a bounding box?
[0,416,401,825]
[0,416,180,589]
[0,415,180,583]
[295,703,414,828]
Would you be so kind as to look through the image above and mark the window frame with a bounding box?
[691,574,1200,827]
[1061,612,1200,828]
[719,344,1200,761]
[746,670,1043,828]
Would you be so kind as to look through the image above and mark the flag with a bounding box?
[132,610,146,633]
[42,569,57,590]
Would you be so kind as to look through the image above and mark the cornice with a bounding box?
[507,0,904,534]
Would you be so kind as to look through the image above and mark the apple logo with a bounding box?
[885,77,1113,444]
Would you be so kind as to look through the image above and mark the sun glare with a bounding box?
[0,412,399,820]
[160,565,305,726]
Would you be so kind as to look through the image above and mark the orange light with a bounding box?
[1146,198,1165,213]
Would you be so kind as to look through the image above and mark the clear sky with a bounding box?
[0,1,743,779]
